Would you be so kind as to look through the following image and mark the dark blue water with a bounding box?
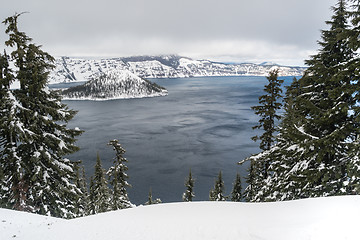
[63,76,296,205]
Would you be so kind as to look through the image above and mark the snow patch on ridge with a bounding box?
[49,55,306,84]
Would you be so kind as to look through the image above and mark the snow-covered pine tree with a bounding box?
[145,187,162,205]
[231,173,242,202]
[89,153,111,214]
[182,169,195,202]
[243,69,283,201]
[0,44,30,211]
[145,188,154,205]
[348,0,360,50]
[285,0,357,197]
[243,160,256,202]
[0,13,83,218]
[107,139,133,210]
[0,50,16,209]
[244,0,360,201]
[209,171,226,201]
[251,77,307,201]
[73,161,89,217]
[343,0,360,193]
[251,69,284,152]
[0,163,4,207]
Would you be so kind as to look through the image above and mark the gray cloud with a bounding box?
[1,0,338,66]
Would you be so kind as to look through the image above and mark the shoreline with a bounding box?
[61,91,168,101]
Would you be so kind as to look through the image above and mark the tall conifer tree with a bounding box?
[0,13,82,218]
[107,139,133,210]
[243,69,283,201]
[209,171,226,201]
[343,0,360,193]
[285,0,356,197]
[73,162,89,216]
[89,153,111,214]
[145,187,162,205]
[251,69,284,152]
[241,0,360,201]
[182,169,195,202]
[231,173,242,202]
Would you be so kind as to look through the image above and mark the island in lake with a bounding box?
[61,70,168,101]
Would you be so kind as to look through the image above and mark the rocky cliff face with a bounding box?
[49,55,306,84]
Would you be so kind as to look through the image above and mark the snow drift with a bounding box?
[1,196,359,240]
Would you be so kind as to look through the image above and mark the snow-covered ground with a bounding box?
[1,196,359,240]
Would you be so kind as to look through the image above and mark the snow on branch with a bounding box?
[294,124,319,140]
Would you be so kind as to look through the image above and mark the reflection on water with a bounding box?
[64,76,294,204]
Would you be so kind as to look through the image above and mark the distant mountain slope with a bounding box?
[49,55,306,84]
[61,70,168,100]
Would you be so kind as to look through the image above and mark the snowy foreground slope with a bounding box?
[1,196,359,240]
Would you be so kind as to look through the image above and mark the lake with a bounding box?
[63,75,295,205]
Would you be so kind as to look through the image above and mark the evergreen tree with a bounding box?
[242,0,360,201]
[346,0,360,194]
[209,171,226,201]
[73,161,89,217]
[251,69,284,152]
[0,13,83,218]
[0,48,29,210]
[243,69,283,201]
[286,0,357,197]
[346,0,360,50]
[231,173,242,202]
[145,188,154,205]
[145,187,162,205]
[0,50,16,209]
[243,160,256,202]
[89,153,111,214]
[182,169,195,202]
[248,78,306,201]
[107,139,133,210]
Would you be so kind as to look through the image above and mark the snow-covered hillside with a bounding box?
[1,196,358,240]
[61,70,168,100]
[49,55,306,84]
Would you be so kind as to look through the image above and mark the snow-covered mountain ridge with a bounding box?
[61,70,168,100]
[1,196,358,240]
[49,55,306,84]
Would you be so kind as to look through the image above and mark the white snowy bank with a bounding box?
[1,196,359,240]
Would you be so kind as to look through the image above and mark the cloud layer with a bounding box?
[1,0,338,66]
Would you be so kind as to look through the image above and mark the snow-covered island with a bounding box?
[61,70,168,101]
[1,196,358,240]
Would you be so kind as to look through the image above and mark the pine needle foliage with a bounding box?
[243,69,283,201]
[209,171,226,201]
[89,153,111,214]
[241,0,360,201]
[0,13,83,218]
[231,173,242,202]
[107,139,133,210]
[145,188,162,205]
[182,169,195,202]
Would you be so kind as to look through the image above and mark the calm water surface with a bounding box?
[64,76,294,204]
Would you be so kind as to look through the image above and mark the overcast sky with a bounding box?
[1,0,338,66]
